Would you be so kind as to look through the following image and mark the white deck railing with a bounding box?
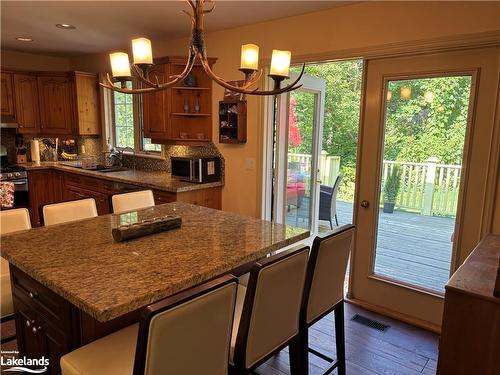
[288,152,461,217]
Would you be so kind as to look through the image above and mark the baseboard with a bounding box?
[346,297,442,334]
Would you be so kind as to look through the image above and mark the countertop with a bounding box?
[1,202,309,322]
[445,234,500,303]
[22,161,223,193]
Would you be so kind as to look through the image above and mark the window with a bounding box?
[111,81,161,153]
[113,82,135,149]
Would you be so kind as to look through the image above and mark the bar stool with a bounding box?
[111,190,155,214]
[0,208,32,344]
[230,245,309,374]
[298,225,355,375]
[61,275,237,375]
[42,198,97,226]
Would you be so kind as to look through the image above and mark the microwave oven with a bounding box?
[171,157,221,183]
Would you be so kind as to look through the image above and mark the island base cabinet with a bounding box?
[14,298,68,375]
[10,265,139,375]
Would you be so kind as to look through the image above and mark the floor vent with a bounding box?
[351,314,390,332]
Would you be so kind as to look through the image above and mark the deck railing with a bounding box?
[381,158,461,217]
[288,152,461,217]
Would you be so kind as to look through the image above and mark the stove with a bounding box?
[0,164,29,208]
[1,165,27,181]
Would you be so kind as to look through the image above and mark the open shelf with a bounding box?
[173,86,211,91]
[171,113,211,117]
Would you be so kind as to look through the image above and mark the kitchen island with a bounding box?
[1,202,308,374]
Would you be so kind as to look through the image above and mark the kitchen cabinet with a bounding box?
[14,74,41,133]
[11,265,76,375]
[38,76,74,135]
[74,72,101,136]
[1,69,100,136]
[142,64,170,138]
[142,56,216,145]
[1,72,15,119]
[28,170,64,227]
[27,169,222,226]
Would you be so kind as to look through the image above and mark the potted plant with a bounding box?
[383,164,402,213]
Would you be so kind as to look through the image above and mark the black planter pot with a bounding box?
[383,202,395,213]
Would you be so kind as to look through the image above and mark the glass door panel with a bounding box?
[285,90,316,229]
[374,76,472,293]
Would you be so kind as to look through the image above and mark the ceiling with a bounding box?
[1,1,350,56]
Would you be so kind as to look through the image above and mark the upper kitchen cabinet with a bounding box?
[142,56,216,145]
[142,64,170,139]
[2,69,101,136]
[1,72,15,120]
[73,72,101,136]
[37,75,74,135]
[13,73,41,134]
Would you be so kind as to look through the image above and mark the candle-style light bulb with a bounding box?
[132,37,153,65]
[270,50,291,78]
[109,52,131,78]
[240,44,259,71]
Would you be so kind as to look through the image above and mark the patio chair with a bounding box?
[319,174,342,229]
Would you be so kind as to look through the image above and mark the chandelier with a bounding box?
[101,0,305,96]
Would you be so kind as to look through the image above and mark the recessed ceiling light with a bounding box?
[16,37,33,42]
[56,23,76,30]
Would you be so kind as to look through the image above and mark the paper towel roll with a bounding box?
[30,140,40,163]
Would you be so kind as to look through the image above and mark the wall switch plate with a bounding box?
[245,158,256,170]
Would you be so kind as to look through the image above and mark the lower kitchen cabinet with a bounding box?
[27,169,222,226]
[28,170,64,226]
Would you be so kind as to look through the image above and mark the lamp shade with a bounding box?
[270,50,291,77]
[110,52,131,78]
[132,37,153,65]
[240,44,259,71]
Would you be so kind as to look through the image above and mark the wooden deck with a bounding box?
[286,200,455,293]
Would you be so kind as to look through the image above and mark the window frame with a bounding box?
[108,80,162,155]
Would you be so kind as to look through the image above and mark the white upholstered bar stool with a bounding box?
[298,225,355,375]
[0,208,32,343]
[61,275,237,375]
[111,190,155,214]
[230,245,309,374]
[42,199,97,226]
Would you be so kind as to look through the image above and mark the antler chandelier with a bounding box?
[101,0,305,96]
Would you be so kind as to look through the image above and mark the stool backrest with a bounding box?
[234,245,309,369]
[43,198,97,226]
[1,208,31,275]
[112,190,155,214]
[304,225,355,324]
[0,208,31,235]
[133,275,237,375]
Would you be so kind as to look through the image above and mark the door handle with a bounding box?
[361,200,370,208]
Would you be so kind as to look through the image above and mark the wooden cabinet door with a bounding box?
[75,73,100,135]
[142,64,170,138]
[65,185,110,215]
[177,187,222,210]
[14,74,40,133]
[1,72,15,118]
[38,76,74,135]
[28,170,63,226]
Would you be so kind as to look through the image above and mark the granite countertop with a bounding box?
[1,202,309,322]
[22,161,223,193]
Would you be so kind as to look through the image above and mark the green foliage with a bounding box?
[289,62,472,203]
[383,164,402,203]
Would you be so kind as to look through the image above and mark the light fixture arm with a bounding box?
[100,0,304,96]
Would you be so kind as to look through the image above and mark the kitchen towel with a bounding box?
[1,181,15,208]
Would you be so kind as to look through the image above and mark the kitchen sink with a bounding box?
[60,161,128,173]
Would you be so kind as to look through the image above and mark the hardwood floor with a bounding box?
[0,302,439,375]
[287,199,454,293]
[257,303,439,375]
